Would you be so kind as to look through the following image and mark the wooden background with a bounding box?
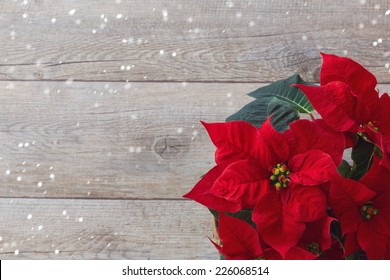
[0,0,389,259]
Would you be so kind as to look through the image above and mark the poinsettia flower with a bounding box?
[329,157,390,259]
[294,53,390,156]
[185,118,340,256]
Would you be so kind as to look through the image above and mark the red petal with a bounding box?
[217,213,262,260]
[201,121,267,166]
[378,93,390,135]
[302,217,335,251]
[295,82,357,132]
[183,164,242,212]
[289,150,338,186]
[285,119,345,166]
[357,220,389,259]
[262,247,317,260]
[320,53,377,96]
[329,176,376,206]
[258,117,289,163]
[253,191,306,257]
[285,247,317,260]
[355,90,380,126]
[344,232,359,257]
[286,186,327,222]
[210,160,270,209]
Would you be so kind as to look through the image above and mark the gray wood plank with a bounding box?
[0,81,254,199]
[0,198,217,259]
[0,0,389,82]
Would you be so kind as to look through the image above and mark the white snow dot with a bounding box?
[38,225,43,231]
[371,19,378,25]
[116,14,123,19]
[92,29,97,34]
[78,217,83,222]
[385,63,390,68]
[24,142,29,147]
[172,52,177,57]
[359,0,366,4]
[54,249,60,254]
[14,250,19,256]
[5,170,11,175]
[177,127,183,134]
[249,21,255,27]
[386,10,390,16]
[22,13,28,19]
[373,41,378,46]
[187,17,193,23]
[18,143,23,148]
[236,12,242,18]
[128,146,135,153]
[62,210,67,215]
[68,9,76,16]
[49,173,55,179]
[159,49,165,55]
[16,176,22,182]
[0,236,2,241]
[358,23,365,29]
[37,181,43,188]
[126,65,131,70]
[302,35,308,41]
[378,38,383,43]
[27,214,32,220]
[120,65,125,71]
[226,1,234,8]
[122,39,127,43]
[162,9,168,17]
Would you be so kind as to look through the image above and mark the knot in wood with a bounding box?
[153,136,186,160]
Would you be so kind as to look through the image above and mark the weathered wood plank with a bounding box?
[0,0,389,82]
[0,81,254,199]
[0,198,217,259]
[1,81,389,199]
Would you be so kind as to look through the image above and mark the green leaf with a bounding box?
[226,74,311,132]
[351,137,375,181]
[337,160,352,178]
[226,98,268,128]
[266,97,299,132]
[209,208,219,221]
[248,74,314,114]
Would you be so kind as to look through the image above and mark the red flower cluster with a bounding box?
[184,53,390,260]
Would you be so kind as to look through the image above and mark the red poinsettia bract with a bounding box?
[294,53,390,156]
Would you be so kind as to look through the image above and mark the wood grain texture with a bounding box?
[0,0,389,82]
[0,198,217,259]
[0,81,255,199]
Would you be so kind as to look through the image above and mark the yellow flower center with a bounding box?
[360,202,379,220]
[270,163,290,191]
[307,242,321,257]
